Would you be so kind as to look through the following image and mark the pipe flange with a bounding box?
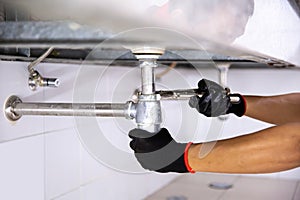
[124,101,136,120]
[131,47,164,60]
[4,95,22,121]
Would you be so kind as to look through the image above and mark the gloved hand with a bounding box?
[189,79,246,117]
[129,128,194,173]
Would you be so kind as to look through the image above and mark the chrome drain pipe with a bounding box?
[131,47,165,133]
[4,95,135,121]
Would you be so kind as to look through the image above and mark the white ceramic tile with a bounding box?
[146,180,223,200]
[0,61,81,142]
[45,128,81,199]
[53,189,82,200]
[0,115,44,142]
[42,63,80,131]
[222,176,298,200]
[136,173,178,198]
[293,182,300,200]
[81,179,112,200]
[175,173,239,185]
[39,63,80,103]
[0,61,45,142]
[279,168,300,180]
[146,173,238,200]
[81,172,177,200]
[240,172,280,180]
[80,143,113,185]
[0,135,44,200]
[147,174,298,200]
[0,61,79,141]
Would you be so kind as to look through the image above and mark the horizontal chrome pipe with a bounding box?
[5,95,132,121]
[14,103,127,117]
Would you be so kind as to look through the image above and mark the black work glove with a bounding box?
[129,128,194,173]
[189,79,246,117]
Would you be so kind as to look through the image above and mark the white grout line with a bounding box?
[0,126,74,144]
[50,175,108,200]
[49,185,81,200]
[143,174,183,200]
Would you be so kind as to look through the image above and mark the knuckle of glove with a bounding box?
[198,79,209,91]
[211,96,230,116]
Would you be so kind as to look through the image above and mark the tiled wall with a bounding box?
[0,60,299,200]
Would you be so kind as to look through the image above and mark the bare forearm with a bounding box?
[244,93,300,125]
[188,123,300,173]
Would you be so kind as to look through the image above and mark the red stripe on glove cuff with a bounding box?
[184,142,195,173]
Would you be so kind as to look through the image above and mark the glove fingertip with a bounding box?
[160,128,168,132]
[198,79,208,91]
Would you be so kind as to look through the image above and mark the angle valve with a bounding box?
[28,70,60,91]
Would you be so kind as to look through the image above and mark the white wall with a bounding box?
[0,61,177,200]
[0,60,300,200]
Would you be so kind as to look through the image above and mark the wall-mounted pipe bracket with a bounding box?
[4,95,22,121]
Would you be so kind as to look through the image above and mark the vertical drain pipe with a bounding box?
[141,62,155,95]
[132,48,164,133]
